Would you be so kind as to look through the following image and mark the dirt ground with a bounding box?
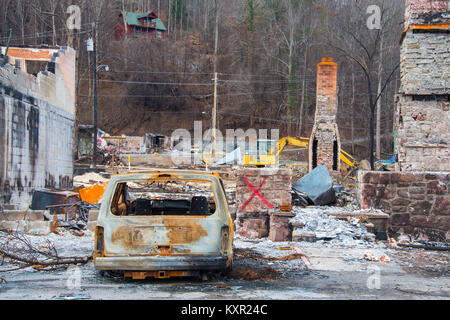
[0,231,448,300]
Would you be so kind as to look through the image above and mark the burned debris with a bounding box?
[0,0,448,301]
[292,165,336,206]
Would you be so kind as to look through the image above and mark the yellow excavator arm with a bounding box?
[269,137,310,156]
[272,137,359,170]
[340,149,358,170]
[244,136,359,174]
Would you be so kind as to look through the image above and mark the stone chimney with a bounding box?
[395,0,450,171]
[309,57,341,173]
[404,0,449,27]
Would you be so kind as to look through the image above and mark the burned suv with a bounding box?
[93,170,233,280]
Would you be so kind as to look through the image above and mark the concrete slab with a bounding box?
[0,221,27,232]
[301,247,404,273]
[0,221,51,234]
[0,210,45,221]
[0,211,28,221]
[26,211,46,221]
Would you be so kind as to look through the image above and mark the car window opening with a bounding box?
[110,179,217,216]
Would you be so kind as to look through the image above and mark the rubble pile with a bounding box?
[334,189,358,209]
[73,172,110,189]
[290,207,386,248]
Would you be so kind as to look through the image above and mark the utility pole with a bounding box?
[212,72,218,158]
[5,29,12,57]
[87,23,98,167]
[211,0,220,159]
[93,24,98,168]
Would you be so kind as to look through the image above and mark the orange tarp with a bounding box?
[79,182,108,204]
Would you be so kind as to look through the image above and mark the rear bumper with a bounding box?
[94,255,229,271]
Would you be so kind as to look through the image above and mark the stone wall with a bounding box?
[358,171,449,242]
[0,47,76,210]
[235,168,292,240]
[395,95,450,171]
[400,30,450,96]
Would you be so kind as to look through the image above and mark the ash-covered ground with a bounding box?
[0,206,448,300]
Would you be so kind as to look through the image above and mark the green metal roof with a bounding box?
[154,18,167,31]
[122,11,167,31]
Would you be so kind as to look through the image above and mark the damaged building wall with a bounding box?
[309,57,341,173]
[0,47,76,210]
[395,95,450,171]
[395,1,450,172]
[358,0,449,242]
[235,168,293,241]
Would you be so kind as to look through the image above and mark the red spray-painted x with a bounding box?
[240,177,274,211]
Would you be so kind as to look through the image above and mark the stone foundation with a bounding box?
[358,171,449,241]
[235,168,292,240]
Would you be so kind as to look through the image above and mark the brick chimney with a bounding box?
[309,57,341,173]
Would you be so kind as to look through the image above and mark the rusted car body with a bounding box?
[93,170,233,279]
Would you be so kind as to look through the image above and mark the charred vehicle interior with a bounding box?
[94,172,233,280]
[110,180,217,217]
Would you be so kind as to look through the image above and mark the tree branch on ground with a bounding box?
[0,230,92,274]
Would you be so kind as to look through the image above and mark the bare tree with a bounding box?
[328,0,402,169]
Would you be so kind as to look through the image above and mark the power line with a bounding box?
[79,93,212,98]
[79,90,290,98]
[0,25,92,42]
[90,68,328,81]
[105,70,215,76]
[218,90,289,97]
[216,111,372,129]
[79,79,214,86]
[219,79,308,84]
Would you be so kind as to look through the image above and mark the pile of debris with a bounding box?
[289,206,386,248]
[24,188,100,235]
[292,165,336,207]
[291,164,359,209]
